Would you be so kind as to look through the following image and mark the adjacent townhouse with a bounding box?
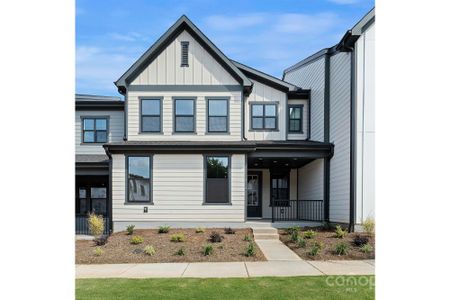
[76,9,374,234]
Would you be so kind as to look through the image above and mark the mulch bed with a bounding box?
[278,227,375,261]
[76,228,265,264]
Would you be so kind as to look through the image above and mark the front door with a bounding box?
[247,172,262,218]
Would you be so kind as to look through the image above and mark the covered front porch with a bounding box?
[245,141,333,223]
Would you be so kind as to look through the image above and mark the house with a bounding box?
[75,10,374,234]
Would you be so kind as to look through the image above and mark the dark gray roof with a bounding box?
[75,154,109,164]
[283,8,375,76]
[115,15,253,91]
[75,94,122,102]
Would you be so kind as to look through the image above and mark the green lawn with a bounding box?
[76,276,375,300]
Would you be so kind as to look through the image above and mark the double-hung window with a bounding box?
[288,105,303,133]
[82,118,108,143]
[251,103,277,130]
[127,156,152,203]
[174,99,195,132]
[141,99,161,132]
[205,156,230,204]
[207,99,228,133]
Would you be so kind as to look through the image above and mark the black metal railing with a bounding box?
[76,215,111,235]
[272,200,323,222]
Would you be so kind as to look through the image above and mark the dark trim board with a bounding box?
[76,101,124,111]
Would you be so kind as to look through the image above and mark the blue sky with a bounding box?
[76,0,374,96]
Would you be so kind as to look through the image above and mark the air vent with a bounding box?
[181,41,189,67]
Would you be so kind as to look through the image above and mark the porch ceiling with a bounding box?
[248,157,314,169]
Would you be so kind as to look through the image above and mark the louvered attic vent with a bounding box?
[181,41,189,67]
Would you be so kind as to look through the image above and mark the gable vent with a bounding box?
[181,41,189,67]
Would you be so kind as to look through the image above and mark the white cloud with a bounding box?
[274,13,339,34]
[204,14,266,31]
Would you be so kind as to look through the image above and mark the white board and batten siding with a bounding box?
[355,22,375,224]
[297,159,324,201]
[329,52,351,223]
[284,57,325,142]
[75,110,124,155]
[112,154,246,226]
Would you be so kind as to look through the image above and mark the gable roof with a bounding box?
[115,15,253,94]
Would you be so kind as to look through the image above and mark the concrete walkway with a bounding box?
[76,227,374,278]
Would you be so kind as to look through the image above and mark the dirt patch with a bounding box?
[278,228,375,261]
[76,228,265,264]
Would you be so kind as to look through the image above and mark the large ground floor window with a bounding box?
[127,156,152,203]
[205,156,230,204]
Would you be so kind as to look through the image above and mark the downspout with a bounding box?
[349,47,356,233]
[323,52,331,223]
[104,146,113,234]
[118,86,127,141]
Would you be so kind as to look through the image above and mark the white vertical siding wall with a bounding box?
[111,154,245,224]
[75,110,124,154]
[284,58,325,141]
[355,22,375,224]
[329,52,351,223]
[297,159,324,201]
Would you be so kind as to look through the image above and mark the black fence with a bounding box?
[272,200,323,222]
[76,216,111,235]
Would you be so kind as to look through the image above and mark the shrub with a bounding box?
[126,225,135,235]
[144,245,155,256]
[353,235,369,247]
[321,221,332,230]
[243,235,252,242]
[175,247,186,256]
[335,225,347,239]
[296,237,307,248]
[286,226,301,235]
[130,235,144,245]
[93,247,104,256]
[245,242,256,257]
[224,227,236,234]
[88,213,104,237]
[289,230,299,242]
[209,232,223,243]
[363,218,375,236]
[158,225,171,234]
[303,230,316,239]
[93,235,108,246]
[308,241,323,256]
[361,244,374,254]
[203,244,213,256]
[170,233,186,242]
[195,227,205,233]
[334,242,349,256]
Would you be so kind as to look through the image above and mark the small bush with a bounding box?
[361,244,374,254]
[296,237,307,248]
[195,227,205,233]
[353,235,369,247]
[286,226,301,235]
[363,218,375,236]
[203,244,213,256]
[93,247,104,256]
[144,245,155,256]
[224,227,236,234]
[334,242,349,256]
[321,221,332,230]
[303,230,316,239]
[93,235,108,246]
[175,247,186,256]
[158,225,170,234]
[289,230,299,242]
[88,213,104,237]
[126,225,135,235]
[334,225,347,239]
[308,241,323,256]
[245,242,256,257]
[130,235,144,245]
[209,232,223,243]
[243,235,252,242]
[170,233,186,242]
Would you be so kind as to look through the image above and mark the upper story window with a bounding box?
[251,103,278,130]
[141,99,161,132]
[207,99,228,133]
[205,156,230,204]
[181,41,189,67]
[127,156,152,203]
[288,105,303,133]
[82,117,108,143]
[174,99,195,133]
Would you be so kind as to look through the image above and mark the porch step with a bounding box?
[253,233,280,240]
[252,228,278,235]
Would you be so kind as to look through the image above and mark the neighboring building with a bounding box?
[75,10,374,233]
[283,8,375,230]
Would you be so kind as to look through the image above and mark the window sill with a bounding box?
[124,202,154,205]
[139,131,163,134]
[288,131,304,134]
[80,142,108,145]
[205,132,230,135]
[202,202,232,206]
[248,129,279,132]
[172,131,197,134]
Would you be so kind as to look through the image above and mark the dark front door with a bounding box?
[247,171,262,218]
